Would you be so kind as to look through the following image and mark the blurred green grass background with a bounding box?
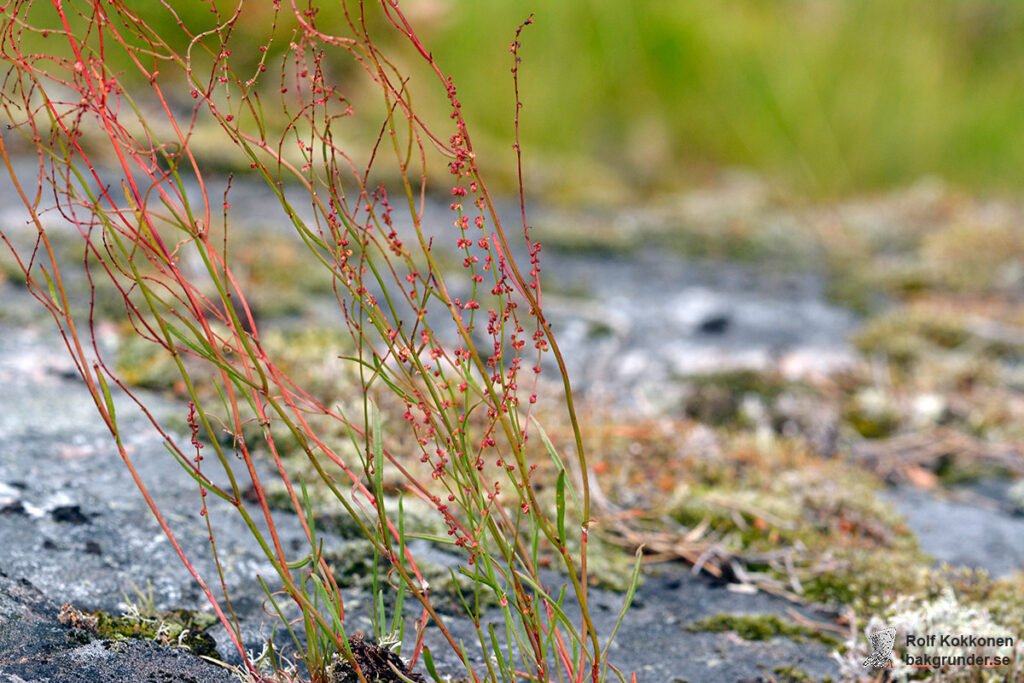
[17,0,1024,200]
[424,0,1024,199]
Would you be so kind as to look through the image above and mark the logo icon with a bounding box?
[862,627,897,669]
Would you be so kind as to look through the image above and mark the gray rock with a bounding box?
[0,569,235,683]
[0,321,847,681]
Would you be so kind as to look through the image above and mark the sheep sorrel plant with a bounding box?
[0,1,640,681]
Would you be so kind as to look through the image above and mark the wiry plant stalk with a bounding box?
[0,2,637,681]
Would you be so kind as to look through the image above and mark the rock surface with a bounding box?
[888,485,1024,579]
[3,166,1023,680]
[0,321,845,681]
[0,570,235,683]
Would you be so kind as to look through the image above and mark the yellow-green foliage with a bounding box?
[686,612,840,648]
[663,437,928,610]
[0,249,27,286]
[93,608,219,658]
[422,1,1024,197]
[852,305,1024,375]
[921,220,1024,293]
[230,232,337,319]
[680,370,794,427]
[114,330,181,392]
[258,326,359,404]
[770,665,817,683]
[854,309,971,364]
[22,1,1024,197]
[324,539,500,615]
[843,387,900,439]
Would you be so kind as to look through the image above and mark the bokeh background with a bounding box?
[29,0,1023,202]
[383,0,1024,200]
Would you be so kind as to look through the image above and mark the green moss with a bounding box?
[670,493,787,550]
[844,408,898,439]
[66,628,92,645]
[934,456,1011,486]
[258,326,359,403]
[686,613,840,648]
[538,229,638,258]
[680,370,795,427]
[854,309,956,357]
[843,388,899,439]
[919,220,1024,294]
[324,539,500,615]
[259,478,448,541]
[911,317,970,350]
[261,483,368,539]
[853,306,1024,371]
[800,550,928,613]
[878,263,934,298]
[113,331,182,392]
[771,665,814,682]
[325,539,381,589]
[824,269,882,315]
[0,250,29,286]
[664,442,930,616]
[231,232,336,319]
[92,608,219,658]
[670,456,916,556]
[86,274,139,321]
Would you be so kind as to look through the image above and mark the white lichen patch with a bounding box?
[838,587,1022,682]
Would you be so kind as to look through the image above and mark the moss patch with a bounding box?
[771,665,818,682]
[667,442,922,566]
[324,539,500,615]
[843,388,899,439]
[685,613,840,648]
[852,307,1002,369]
[113,329,183,392]
[93,608,219,657]
[679,370,810,428]
[58,599,220,659]
[230,231,337,319]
